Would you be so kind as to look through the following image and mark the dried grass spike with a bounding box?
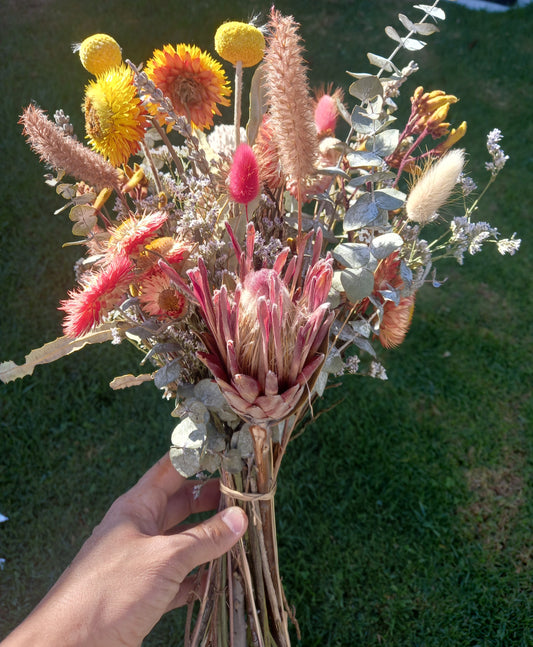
[20,104,121,191]
[262,9,318,197]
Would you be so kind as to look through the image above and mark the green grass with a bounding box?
[1,1,532,645]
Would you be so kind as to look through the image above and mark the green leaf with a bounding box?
[56,183,76,199]
[153,358,182,388]
[412,22,439,36]
[344,193,379,231]
[372,129,400,157]
[332,242,371,269]
[350,106,376,135]
[414,4,446,20]
[385,25,402,43]
[348,171,396,188]
[348,76,384,102]
[69,204,97,236]
[373,188,406,210]
[398,13,416,32]
[403,37,427,51]
[340,267,375,302]
[246,63,267,147]
[366,52,399,74]
[346,151,383,168]
[369,233,404,259]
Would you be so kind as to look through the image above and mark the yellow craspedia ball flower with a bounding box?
[78,33,122,76]
[214,22,265,68]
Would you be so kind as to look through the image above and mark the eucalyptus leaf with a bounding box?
[385,25,402,43]
[414,4,446,20]
[344,193,379,231]
[153,358,182,388]
[315,166,351,180]
[222,449,243,474]
[348,76,383,101]
[402,37,427,51]
[370,233,404,259]
[71,215,97,237]
[340,267,375,302]
[142,342,181,365]
[373,188,406,210]
[412,22,439,35]
[351,335,377,357]
[174,398,210,425]
[332,242,371,269]
[350,319,372,339]
[400,260,413,287]
[71,204,95,223]
[398,13,415,31]
[350,106,375,135]
[331,271,345,294]
[348,171,395,188]
[371,129,400,157]
[346,151,383,168]
[169,445,202,478]
[246,64,267,147]
[56,183,76,199]
[73,192,97,205]
[366,52,399,74]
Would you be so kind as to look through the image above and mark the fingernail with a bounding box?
[221,507,246,535]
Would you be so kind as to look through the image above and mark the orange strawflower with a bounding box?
[144,43,231,131]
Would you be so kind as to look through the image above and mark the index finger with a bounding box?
[137,452,186,497]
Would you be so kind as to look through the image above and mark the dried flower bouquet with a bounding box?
[0,2,520,645]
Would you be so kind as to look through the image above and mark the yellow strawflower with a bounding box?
[214,21,265,67]
[78,33,122,76]
[83,63,148,167]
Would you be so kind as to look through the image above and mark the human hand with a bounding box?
[2,453,248,647]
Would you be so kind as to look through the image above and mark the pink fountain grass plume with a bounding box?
[262,8,318,236]
[20,104,121,191]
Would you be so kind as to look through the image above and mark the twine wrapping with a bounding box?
[219,482,277,502]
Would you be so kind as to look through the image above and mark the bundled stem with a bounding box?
[186,425,294,646]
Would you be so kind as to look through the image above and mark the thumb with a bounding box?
[170,506,248,578]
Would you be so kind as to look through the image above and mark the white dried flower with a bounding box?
[459,172,477,196]
[485,128,509,175]
[497,234,521,256]
[368,361,388,380]
[406,149,465,224]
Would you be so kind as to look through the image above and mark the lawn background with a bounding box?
[1,1,532,645]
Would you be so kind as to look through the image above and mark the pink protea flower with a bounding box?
[59,255,133,337]
[188,223,334,425]
[228,143,260,206]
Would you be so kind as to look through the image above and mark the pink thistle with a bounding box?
[228,143,260,205]
[59,255,133,337]
[188,222,334,425]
